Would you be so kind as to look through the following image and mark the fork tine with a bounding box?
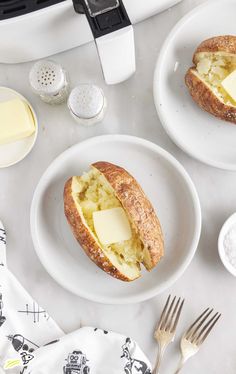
[192,311,217,343]
[185,308,212,340]
[160,296,176,330]
[156,295,171,330]
[171,298,185,333]
[189,308,214,341]
[167,297,181,329]
[195,313,221,345]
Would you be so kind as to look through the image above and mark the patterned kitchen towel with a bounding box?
[25,327,151,374]
[0,221,152,374]
[0,220,64,373]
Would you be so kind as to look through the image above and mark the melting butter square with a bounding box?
[93,207,132,245]
[221,70,236,102]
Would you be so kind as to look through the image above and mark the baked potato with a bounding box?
[64,162,164,282]
[185,35,236,123]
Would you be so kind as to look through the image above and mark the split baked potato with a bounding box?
[185,35,236,123]
[64,162,164,282]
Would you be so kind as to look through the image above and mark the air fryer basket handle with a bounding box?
[72,0,136,85]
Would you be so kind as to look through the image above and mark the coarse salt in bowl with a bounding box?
[218,212,236,276]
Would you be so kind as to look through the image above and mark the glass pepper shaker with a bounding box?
[67,84,107,126]
[29,60,69,105]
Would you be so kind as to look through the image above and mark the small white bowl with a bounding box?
[218,212,236,277]
[0,87,38,168]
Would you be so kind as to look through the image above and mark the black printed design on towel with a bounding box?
[8,334,39,353]
[44,339,60,346]
[0,228,6,245]
[0,292,6,326]
[94,327,108,334]
[20,352,34,365]
[63,351,90,374]
[18,302,49,323]
[121,338,151,374]
[8,334,39,374]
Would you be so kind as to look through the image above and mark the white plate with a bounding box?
[30,135,201,304]
[0,87,38,168]
[154,0,236,171]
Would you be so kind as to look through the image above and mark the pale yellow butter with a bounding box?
[221,70,236,102]
[0,98,35,145]
[93,207,132,245]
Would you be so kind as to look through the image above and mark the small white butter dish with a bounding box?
[218,212,236,277]
[0,87,38,168]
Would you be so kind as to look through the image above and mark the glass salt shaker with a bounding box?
[29,60,69,104]
[67,84,107,126]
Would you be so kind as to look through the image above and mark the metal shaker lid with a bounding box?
[29,60,65,96]
[68,84,105,119]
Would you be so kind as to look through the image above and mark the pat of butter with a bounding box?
[221,70,236,102]
[93,207,132,245]
[0,98,35,145]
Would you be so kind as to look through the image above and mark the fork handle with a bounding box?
[152,344,167,374]
[174,357,185,374]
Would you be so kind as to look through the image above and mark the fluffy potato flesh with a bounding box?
[71,168,145,280]
[195,52,236,106]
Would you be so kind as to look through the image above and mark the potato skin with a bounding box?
[185,68,236,124]
[64,162,164,281]
[193,35,236,65]
[92,162,164,269]
[185,35,236,124]
[64,177,134,282]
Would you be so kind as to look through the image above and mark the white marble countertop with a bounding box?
[0,0,235,373]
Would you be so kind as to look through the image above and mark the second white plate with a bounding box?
[31,135,201,304]
[154,0,236,171]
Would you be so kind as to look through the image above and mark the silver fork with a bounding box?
[174,308,221,374]
[153,295,184,374]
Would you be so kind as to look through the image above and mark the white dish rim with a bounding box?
[153,0,236,171]
[218,212,236,277]
[30,134,202,304]
[0,86,38,168]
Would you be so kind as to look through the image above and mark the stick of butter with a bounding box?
[221,70,236,102]
[93,207,132,245]
[0,98,35,145]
